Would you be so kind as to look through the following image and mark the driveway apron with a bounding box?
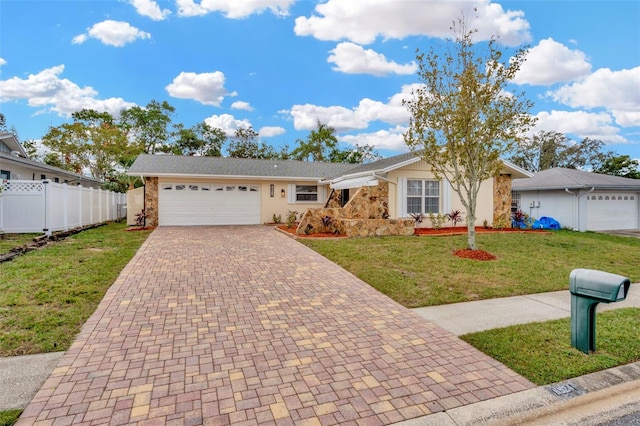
[17,226,533,425]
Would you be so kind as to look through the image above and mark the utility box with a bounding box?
[570,268,631,353]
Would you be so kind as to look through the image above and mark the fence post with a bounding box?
[62,183,69,231]
[43,180,51,237]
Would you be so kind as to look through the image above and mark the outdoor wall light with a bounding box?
[281,189,286,197]
[270,184,274,197]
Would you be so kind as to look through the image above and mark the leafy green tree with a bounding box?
[329,144,382,164]
[172,122,226,156]
[290,121,339,162]
[119,100,175,154]
[227,127,277,159]
[404,20,536,250]
[595,154,640,179]
[42,109,133,181]
[509,131,607,172]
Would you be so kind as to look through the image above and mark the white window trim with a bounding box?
[288,184,327,204]
[398,177,448,217]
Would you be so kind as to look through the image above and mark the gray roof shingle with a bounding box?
[513,167,640,191]
[128,153,359,179]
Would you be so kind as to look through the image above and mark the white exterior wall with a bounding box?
[388,160,495,226]
[518,190,577,229]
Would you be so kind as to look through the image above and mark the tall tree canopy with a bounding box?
[227,127,277,159]
[594,154,640,179]
[290,121,381,164]
[290,121,339,162]
[404,20,536,250]
[119,100,175,154]
[509,130,607,172]
[42,109,133,181]
[172,122,226,157]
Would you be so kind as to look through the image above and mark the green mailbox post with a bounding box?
[570,268,631,354]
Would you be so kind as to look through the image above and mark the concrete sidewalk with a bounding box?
[412,283,640,336]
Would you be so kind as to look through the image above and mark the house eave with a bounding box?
[129,172,326,182]
[0,151,101,183]
[513,185,640,192]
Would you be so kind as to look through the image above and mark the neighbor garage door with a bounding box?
[159,183,261,226]
[586,193,639,231]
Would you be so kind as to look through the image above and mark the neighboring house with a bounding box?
[128,152,530,235]
[512,167,640,231]
[0,132,101,188]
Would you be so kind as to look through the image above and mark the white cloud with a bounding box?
[340,126,409,152]
[294,0,531,46]
[73,20,151,47]
[259,126,285,137]
[231,100,253,111]
[176,0,294,18]
[204,113,251,136]
[548,67,640,127]
[289,83,417,132]
[130,0,171,20]
[0,58,7,66]
[165,71,237,106]
[0,65,136,116]
[513,38,591,86]
[328,42,417,76]
[533,110,627,144]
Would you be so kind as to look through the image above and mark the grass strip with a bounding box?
[461,308,640,385]
[0,222,151,356]
[0,410,22,426]
[302,230,640,307]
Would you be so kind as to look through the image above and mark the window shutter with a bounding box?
[288,184,295,204]
[442,180,451,214]
[397,177,407,217]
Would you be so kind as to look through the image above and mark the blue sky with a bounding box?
[1,0,639,161]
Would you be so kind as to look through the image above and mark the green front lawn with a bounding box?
[302,230,640,307]
[0,222,152,357]
[461,308,640,385]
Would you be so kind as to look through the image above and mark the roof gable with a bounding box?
[0,133,28,158]
[513,167,640,191]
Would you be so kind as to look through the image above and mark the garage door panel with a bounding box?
[587,193,638,231]
[159,183,260,226]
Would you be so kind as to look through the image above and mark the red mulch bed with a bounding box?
[453,249,497,261]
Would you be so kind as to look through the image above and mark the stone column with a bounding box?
[144,177,159,227]
[493,174,512,227]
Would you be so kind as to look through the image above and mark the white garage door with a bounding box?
[586,193,638,231]
[159,183,261,226]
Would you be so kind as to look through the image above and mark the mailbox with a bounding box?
[569,268,631,353]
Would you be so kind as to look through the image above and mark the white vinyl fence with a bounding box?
[0,180,126,235]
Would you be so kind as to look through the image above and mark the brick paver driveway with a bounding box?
[18,226,533,425]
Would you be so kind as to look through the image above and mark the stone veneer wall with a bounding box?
[144,177,159,227]
[493,174,512,227]
[296,182,414,237]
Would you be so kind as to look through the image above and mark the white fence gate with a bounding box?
[0,180,126,235]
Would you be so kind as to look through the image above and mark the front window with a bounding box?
[407,179,439,214]
[296,185,318,202]
[0,170,9,180]
[511,191,521,213]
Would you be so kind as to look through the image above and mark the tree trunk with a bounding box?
[466,212,477,250]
